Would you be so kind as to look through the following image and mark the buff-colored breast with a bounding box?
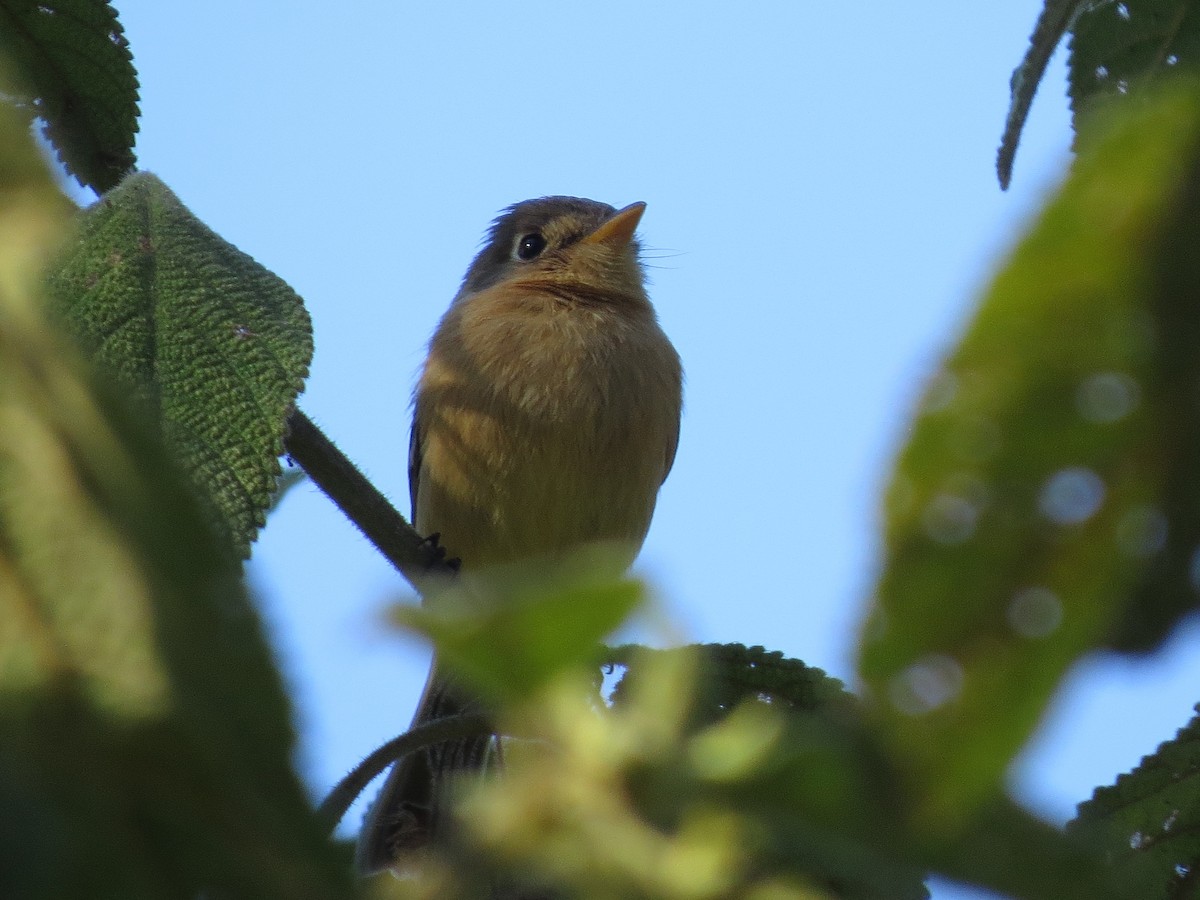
[413,284,681,574]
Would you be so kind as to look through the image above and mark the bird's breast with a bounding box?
[415,289,681,571]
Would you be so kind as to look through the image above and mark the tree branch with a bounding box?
[282,407,456,590]
[318,712,495,831]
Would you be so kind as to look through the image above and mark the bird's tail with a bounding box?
[355,659,494,874]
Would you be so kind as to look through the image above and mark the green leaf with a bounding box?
[0,0,139,193]
[0,106,349,899]
[1070,705,1200,897]
[1068,0,1200,127]
[929,798,1122,900]
[48,172,314,557]
[395,558,646,703]
[631,649,930,900]
[667,704,931,900]
[859,83,1200,827]
[1002,0,1200,188]
[431,644,929,900]
[604,643,855,724]
[997,0,1087,189]
[610,647,1113,899]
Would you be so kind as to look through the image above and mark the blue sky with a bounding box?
[106,3,1200,896]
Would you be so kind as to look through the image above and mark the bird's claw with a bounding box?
[419,532,461,572]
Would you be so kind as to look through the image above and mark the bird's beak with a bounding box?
[582,202,646,247]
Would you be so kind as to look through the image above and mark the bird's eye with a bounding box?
[514,232,547,261]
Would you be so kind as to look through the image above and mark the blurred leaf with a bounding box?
[613,647,1116,899]
[859,83,1200,828]
[997,0,1087,188]
[0,0,138,192]
[48,172,313,557]
[399,637,930,898]
[1069,0,1200,128]
[394,555,646,704]
[927,797,1122,900]
[1069,704,1200,897]
[682,706,928,899]
[0,106,348,898]
[426,649,928,900]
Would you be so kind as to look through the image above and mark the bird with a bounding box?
[355,196,683,873]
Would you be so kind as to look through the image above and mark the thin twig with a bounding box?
[318,712,495,832]
[282,407,456,590]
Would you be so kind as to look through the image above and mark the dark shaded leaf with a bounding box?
[928,797,1122,900]
[613,647,1115,900]
[605,642,855,723]
[627,648,930,900]
[859,83,1200,825]
[1068,0,1200,125]
[1070,705,1200,898]
[997,0,1087,189]
[692,706,929,900]
[0,0,138,192]
[0,104,349,899]
[48,172,314,557]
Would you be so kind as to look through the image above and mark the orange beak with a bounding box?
[581,201,646,247]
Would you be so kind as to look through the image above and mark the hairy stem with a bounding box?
[282,408,456,590]
[318,712,494,831]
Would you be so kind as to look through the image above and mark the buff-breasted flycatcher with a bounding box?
[356,196,683,872]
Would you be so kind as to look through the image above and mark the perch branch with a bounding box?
[283,407,456,590]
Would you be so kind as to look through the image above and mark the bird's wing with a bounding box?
[408,403,423,521]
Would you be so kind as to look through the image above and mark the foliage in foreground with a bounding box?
[4,1,1200,897]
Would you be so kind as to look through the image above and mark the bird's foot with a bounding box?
[420,532,461,572]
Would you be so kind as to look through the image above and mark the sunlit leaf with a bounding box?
[0,0,139,192]
[48,172,313,557]
[394,556,645,703]
[860,83,1200,827]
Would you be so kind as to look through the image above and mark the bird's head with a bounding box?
[458,196,648,304]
